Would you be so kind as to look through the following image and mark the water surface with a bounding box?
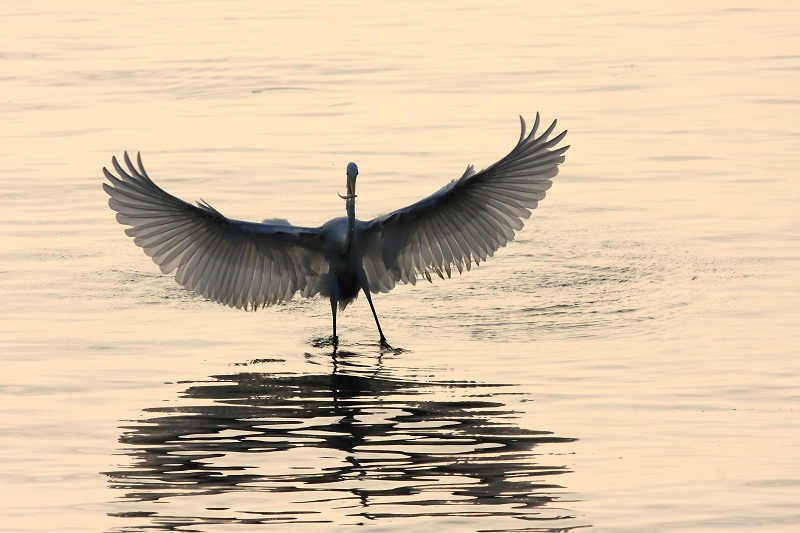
[1,1,799,532]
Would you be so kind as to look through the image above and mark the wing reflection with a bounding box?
[107,348,584,531]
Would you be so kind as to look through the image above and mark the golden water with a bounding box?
[1,1,799,531]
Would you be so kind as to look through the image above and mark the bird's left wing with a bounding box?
[103,152,329,310]
[360,114,568,292]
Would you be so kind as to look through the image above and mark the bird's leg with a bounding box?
[330,297,339,344]
[328,283,341,345]
[361,286,387,345]
[354,269,388,345]
[364,290,386,344]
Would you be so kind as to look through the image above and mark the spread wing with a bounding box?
[103,152,329,310]
[360,114,569,293]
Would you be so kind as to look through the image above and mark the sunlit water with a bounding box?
[2,1,799,532]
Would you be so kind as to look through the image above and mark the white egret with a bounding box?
[103,114,568,344]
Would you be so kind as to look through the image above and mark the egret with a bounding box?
[103,114,568,344]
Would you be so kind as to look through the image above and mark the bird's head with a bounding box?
[338,162,358,201]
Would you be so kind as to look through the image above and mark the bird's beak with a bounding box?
[338,175,357,200]
[348,175,357,198]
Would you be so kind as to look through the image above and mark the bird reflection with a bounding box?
[106,348,584,531]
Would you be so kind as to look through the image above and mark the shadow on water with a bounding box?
[106,345,586,532]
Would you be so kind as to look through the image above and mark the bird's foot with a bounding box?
[377,337,407,355]
[311,335,339,349]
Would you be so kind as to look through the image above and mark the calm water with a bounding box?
[2,1,799,532]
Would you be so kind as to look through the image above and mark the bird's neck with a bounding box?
[345,199,356,252]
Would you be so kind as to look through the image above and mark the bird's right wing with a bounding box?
[360,114,568,292]
[103,153,329,310]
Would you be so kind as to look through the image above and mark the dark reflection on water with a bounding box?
[107,347,584,532]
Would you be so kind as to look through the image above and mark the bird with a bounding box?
[103,114,568,345]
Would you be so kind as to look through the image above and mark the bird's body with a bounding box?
[103,115,568,343]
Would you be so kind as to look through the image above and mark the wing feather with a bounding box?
[361,114,568,291]
[103,152,325,310]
